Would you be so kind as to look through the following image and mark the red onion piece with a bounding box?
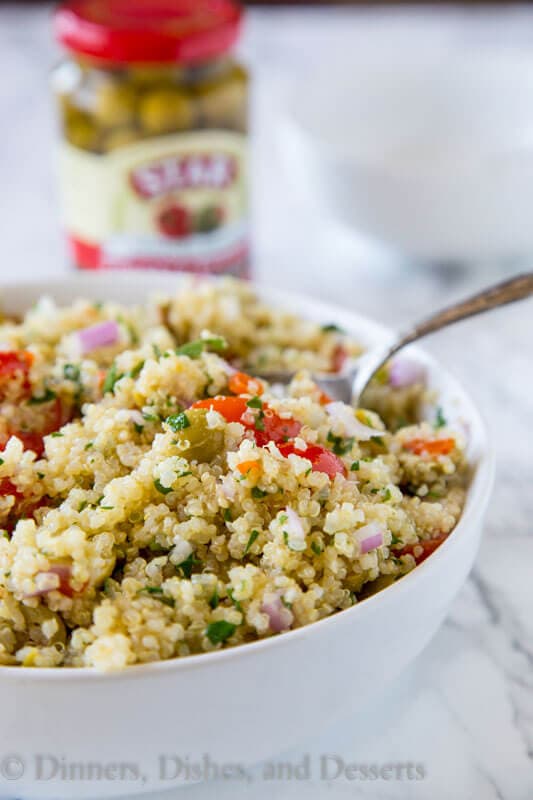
[356,522,384,554]
[283,508,306,551]
[389,358,426,389]
[26,563,76,599]
[261,592,293,633]
[78,321,120,355]
[325,402,383,440]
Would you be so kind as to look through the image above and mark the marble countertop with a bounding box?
[0,5,532,800]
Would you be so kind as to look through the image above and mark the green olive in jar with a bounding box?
[64,108,100,151]
[196,64,247,131]
[129,65,185,88]
[92,81,138,128]
[171,408,225,463]
[139,88,196,135]
[102,126,140,152]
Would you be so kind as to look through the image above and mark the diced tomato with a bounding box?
[0,478,23,499]
[318,390,333,405]
[253,409,302,447]
[6,398,66,458]
[396,534,448,564]
[11,431,45,457]
[331,344,347,373]
[228,371,264,397]
[403,438,455,457]
[97,369,107,392]
[191,396,302,446]
[192,396,249,423]
[0,350,34,400]
[278,442,346,479]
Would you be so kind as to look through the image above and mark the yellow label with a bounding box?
[58,130,249,274]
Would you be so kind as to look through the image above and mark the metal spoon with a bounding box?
[257,272,533,406]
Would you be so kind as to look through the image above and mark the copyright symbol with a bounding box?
[0,754,25,780]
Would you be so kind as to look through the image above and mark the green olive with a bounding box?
[21,605,67,646]
[196,65,247,131]
[102,126,140,152]
[92,81,137,128]
[0,622,16,653]
[139,88,195,134]
[358,574,397,600]
[129,65,185,88]
[64,109,100,151]
[174,408,225,463]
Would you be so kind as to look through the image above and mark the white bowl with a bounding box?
[278,49,533,261]
[0,273,493,799]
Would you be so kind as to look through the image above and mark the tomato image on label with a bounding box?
[156,203,192,239]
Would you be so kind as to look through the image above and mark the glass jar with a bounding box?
[52,0,249,276]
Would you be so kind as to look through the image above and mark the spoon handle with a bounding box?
[351,272,533,405]
[389,272,533,357]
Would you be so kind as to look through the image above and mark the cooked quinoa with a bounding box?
[0,279,467,670]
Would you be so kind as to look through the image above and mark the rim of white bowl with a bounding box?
[0,272,494,680]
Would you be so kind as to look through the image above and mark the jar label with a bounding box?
[58,130,249,275]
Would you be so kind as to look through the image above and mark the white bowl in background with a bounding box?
[278,49,533,262]
[0,273,494,799]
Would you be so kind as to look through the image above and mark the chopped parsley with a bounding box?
[371,436,385,447]
[243,529,259,555]
[0,458,3,466]
[175,336,227,359]
[350,460,360,471]
[128,360,145,379]
[152,343,162,358]
[327,431,354,456]
[227,587,243,612]
[78,500,88,512]
[165,411,190,431]
[382,487,392,502]
[390,534,403,546]
[50,432,63,438]
[321,323,345,333]
[37,471,45,479]
[223,508,232,522]
[246,396,263,409]
[84,441,94,450]
[142,410,160,422]
[206,620,236,645]
[251,487,267,499]
[175,552,200,579]
[435,407,447,429]
[311,541,323,556]
[133,423,144,435]
[209,587,219,609]
[28,388,57,405]
[154,478,172,495]
[63,363,80,382]
[102,362,122,395]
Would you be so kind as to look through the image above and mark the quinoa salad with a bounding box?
[0,279,468,670]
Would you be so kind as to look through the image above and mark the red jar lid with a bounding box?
[54,0,243,65]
